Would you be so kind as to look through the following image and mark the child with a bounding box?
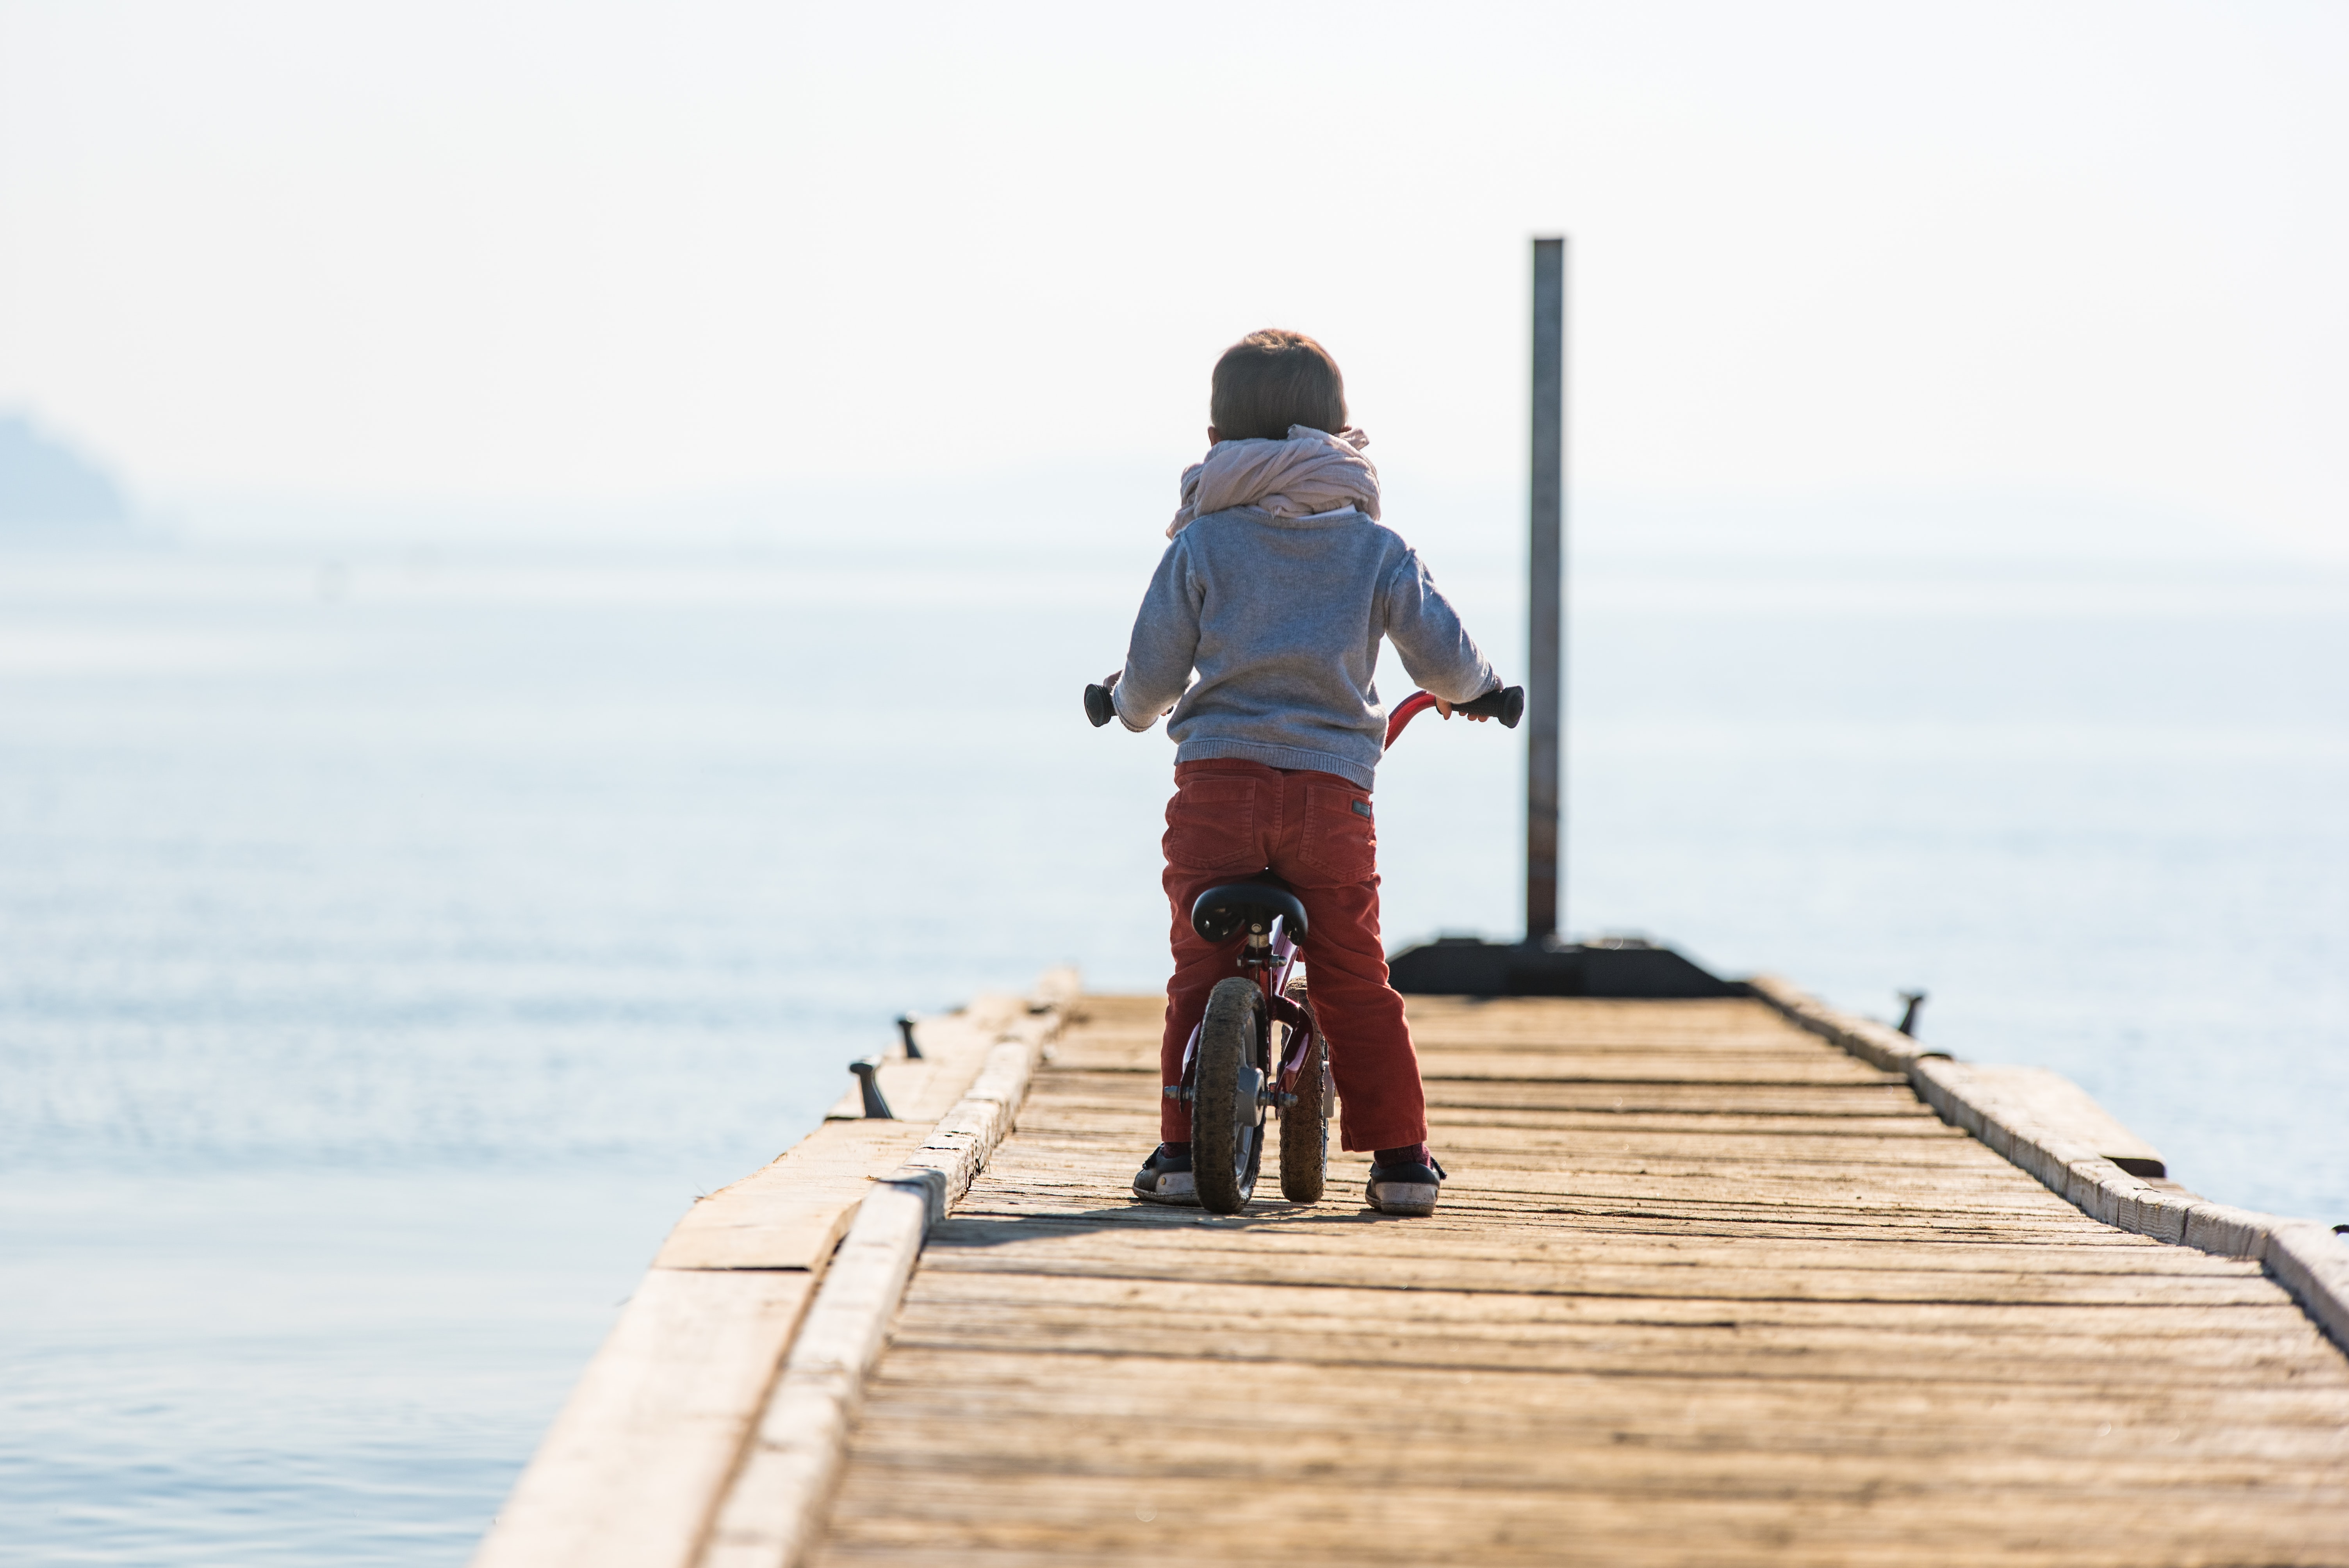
[1104,329,1502,1217]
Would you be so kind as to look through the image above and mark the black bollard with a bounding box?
[849,1057,894,1119]
[1896,991,1928,1037]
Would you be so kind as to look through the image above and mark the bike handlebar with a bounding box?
[1088,679,1522,745]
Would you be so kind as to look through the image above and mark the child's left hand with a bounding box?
[1433,698,1491,722]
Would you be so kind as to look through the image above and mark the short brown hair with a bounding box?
[1210,329,1347,441]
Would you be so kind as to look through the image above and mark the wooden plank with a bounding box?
[841,1395,2349,1471]
[474,1269,816,1568]
[891,1272,2339,1352]
[813,1473,2349,1568]
[1933,1061,2169,1175]
[877,1319,2343,1393]
[656,1120,931,1270]
[1412,1053,1904,1083]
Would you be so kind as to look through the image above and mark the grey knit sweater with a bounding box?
[1111,504,1497,789]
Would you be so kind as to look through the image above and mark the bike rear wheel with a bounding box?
[1277,978,1330,1204]
[1191,977,1265,1215]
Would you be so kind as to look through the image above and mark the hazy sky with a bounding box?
[2,1,2343,553]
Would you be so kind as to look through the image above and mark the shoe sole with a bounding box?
[1366,1179,1439,1217]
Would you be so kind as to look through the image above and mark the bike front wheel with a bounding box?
[1191,976,1265,1215]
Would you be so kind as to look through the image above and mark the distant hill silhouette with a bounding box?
[0,413,129,527]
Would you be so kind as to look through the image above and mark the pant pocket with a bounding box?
[1296,782,1376,884]
[1164,775,1261,872]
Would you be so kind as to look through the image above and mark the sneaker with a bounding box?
[1365,1150,1446,1217]
[1132,1143,1198,1206]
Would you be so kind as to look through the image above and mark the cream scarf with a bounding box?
[1168,425,1379,538]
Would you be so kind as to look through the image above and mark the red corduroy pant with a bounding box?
[1157,757,1427,1153]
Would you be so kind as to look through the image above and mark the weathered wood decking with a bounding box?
[806,994,2349,1565]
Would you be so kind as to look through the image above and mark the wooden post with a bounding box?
[1526,237,1565,943]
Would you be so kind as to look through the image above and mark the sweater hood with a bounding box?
[1168,425,1380,539]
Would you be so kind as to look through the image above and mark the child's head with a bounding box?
[1208,329,1346,443]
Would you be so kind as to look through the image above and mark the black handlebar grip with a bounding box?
[1083,683,1117,728]
[1458,685,1526,728]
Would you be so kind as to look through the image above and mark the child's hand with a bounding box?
[1433,697,1491,722]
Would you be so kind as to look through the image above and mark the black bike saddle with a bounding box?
[1190,878,1309,944]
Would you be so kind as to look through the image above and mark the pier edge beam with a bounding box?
[468,972,1074,1568]
[693,1009,1059,1568]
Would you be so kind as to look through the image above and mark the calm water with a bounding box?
[4,533,2345,1563]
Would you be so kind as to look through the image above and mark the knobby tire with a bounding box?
[1192,977,1264,1215]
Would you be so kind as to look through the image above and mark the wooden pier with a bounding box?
[477,981,2349,1568]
